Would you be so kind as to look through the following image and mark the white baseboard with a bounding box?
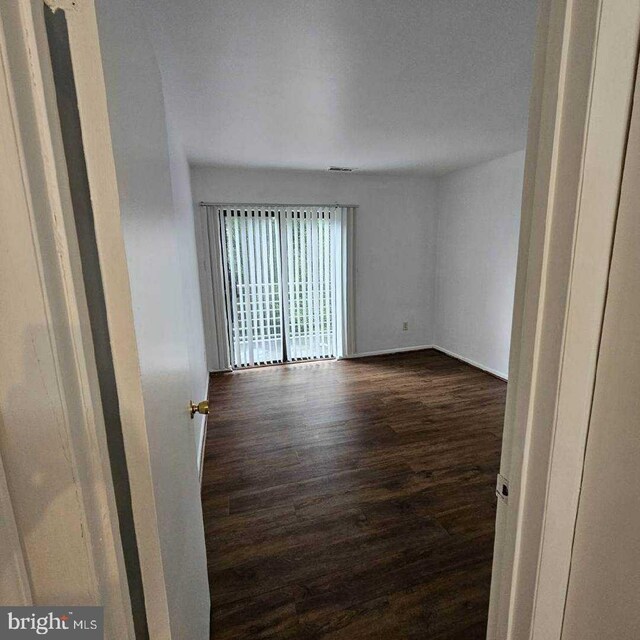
[431,345,508,381]
[349,344,435,359]
[349,343,508,381]
[206,345,507,382]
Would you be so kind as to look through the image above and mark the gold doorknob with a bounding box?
[189,400,209,419]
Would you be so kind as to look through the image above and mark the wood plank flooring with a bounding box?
[202,349,506,639]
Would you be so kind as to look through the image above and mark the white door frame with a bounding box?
[488,0,640,638]
[0,0,133,632]
[1,1,175,637]
[42,0,174,636]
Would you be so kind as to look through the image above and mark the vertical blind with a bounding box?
[215,205,348,368]
[220,208,283,367]
[283,208,336,361]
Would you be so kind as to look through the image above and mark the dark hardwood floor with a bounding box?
[202,349,506,639]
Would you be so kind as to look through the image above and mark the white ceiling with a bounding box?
[141,0,538,175]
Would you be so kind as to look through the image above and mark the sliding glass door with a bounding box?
[218,205,342,368]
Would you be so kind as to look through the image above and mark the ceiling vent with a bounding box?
[328,166,353,172]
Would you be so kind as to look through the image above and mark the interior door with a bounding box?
[15,0,210,637]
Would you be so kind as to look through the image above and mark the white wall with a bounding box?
[190,166,439,367]
[434,150,525,378]
[95,0,209,637]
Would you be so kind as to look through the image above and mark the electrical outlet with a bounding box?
[402,321,409,331]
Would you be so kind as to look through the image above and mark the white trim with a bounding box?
[431,345,508,381]
[58,2,172,636]
[349,344,435,358]
[0,0,132,628]
[348,344,508,380]
[529,3,640,637]
[209,342,507,383]
[488,0,640,638]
